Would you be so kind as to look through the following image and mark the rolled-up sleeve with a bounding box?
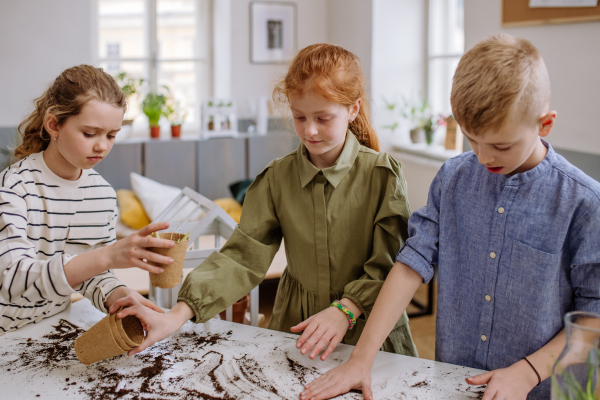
[395,166,444,284]
[568,196,600,314]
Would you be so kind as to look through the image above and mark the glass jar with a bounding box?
[552,311,600,400]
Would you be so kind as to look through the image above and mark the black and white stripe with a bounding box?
[0,152,124,334]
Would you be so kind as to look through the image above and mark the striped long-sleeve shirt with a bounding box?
[0,152,125,334]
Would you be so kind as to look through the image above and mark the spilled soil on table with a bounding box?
[0,321,333,399]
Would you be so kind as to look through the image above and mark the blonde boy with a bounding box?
[301,34,600,400]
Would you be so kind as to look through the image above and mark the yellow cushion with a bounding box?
[214,198,242,223]
[116,189,151,230]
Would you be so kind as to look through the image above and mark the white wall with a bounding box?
[0,0,92,127]
[231,0,329,118]
[327,0,373,81]
[464,0,600,155]
[371,0,427,146]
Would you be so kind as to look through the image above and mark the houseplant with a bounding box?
[164,98,187,138]
[113,72,144,126]
[142,91,168,138]
[383,95,446,145]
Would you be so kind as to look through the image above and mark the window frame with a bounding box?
[91,0,212,129]
[426,0,464,116]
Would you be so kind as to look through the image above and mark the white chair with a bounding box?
[148,187,260,326]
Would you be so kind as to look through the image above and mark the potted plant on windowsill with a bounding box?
[383,94,446,145]
[164,98,187,138]
[142,91,168,138]
[113,72,144,126]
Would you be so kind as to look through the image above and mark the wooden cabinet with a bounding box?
[93,142,143,190]
[94,132,296,200]
[144,139,197,191]
[248,131,299,178]
[197,137,246,200]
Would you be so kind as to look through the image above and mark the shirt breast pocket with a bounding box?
[508,239,563,314]
[64,220,111,256]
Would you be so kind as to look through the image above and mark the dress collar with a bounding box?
[297,131,361,188]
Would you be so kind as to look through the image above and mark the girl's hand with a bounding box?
[109,298,193,356]
[465,359,538,400]
[290,306,349,361]
[300,358,374,400]
[104,222,176,274]
[105,286,164,314]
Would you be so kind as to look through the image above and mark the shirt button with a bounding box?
[498,207,505,214]
[485,295,491,301]
[481,335,487,342]
[490,252,497,259]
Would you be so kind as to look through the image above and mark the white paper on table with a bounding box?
[529,0,598,7]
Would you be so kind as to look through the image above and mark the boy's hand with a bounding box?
[466,359,539,400]
[103,222,176,274]
[300,358,374,400]
[290,306,351,361]
[109,298,194,356]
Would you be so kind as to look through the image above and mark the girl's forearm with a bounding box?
[169,301,195,325]
[349,261,422,365]
[63,246,112,287]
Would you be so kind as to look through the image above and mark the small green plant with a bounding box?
[151,231,190,243]
[383,94,447,144]
[552,348,600,400]
[164,98,187,126]
[113,72,144,98]
[142,92,168,127]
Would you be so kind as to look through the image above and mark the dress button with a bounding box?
[490,252,497,259]
[485,295,491,301]
[498,207,505,214]
[481,335,487,342]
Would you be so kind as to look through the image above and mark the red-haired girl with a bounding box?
[0,65,175,334]
[114,44,418,361]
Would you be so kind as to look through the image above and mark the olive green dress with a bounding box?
[178,131,418,356]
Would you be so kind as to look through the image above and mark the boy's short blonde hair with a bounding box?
[450,34,550,134]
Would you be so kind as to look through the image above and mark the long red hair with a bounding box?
[273,43,379,152]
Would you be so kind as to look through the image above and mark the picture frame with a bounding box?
[250,2,297,64]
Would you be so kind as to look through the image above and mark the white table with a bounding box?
[0,300,486,399]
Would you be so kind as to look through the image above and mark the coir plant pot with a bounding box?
[147,232,189,289]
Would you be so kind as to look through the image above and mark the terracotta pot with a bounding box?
[171,125,181,137]
[150,126,160,138]
[219,294,250,324]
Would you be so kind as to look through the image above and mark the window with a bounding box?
[428,0,464,116]
[94,0,211,129]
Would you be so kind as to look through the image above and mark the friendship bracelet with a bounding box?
[331,300,356,330]
[522,357,541,386]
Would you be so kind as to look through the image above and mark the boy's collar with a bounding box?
[297,130,360,188]
[503,139,556,186]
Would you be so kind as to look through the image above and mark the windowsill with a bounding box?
[390,142,461,162]
[113,130,289,144]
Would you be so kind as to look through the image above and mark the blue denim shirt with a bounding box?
[397,141,600,399]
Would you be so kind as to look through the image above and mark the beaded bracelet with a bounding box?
[331,300,357,330]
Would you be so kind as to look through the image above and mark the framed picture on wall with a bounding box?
[250,2,297,64]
